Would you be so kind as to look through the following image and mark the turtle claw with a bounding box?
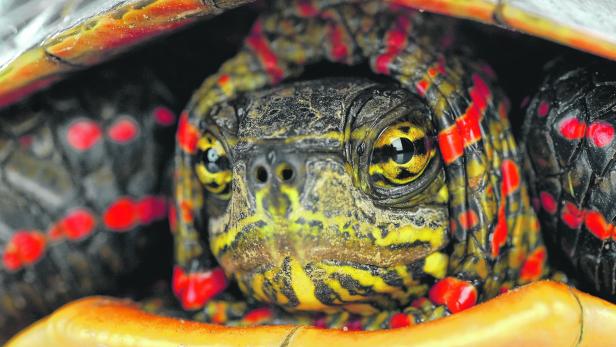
[7,281,616,347]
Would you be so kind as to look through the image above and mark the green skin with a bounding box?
[170,1,549,329]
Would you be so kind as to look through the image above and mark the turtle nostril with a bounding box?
[281,167,294,181]
[256,166,268,183]
[278,164,294,182]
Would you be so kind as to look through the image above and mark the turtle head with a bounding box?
[196,78,450,313]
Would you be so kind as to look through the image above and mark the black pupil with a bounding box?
[204,148,227,173]
[390,137,414,164]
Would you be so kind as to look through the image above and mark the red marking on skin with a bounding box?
[438,56,448,73]
[537,101,550,117]
[374,16,411,75]
[153,106,176,126]
[501,160,520,196]
[173,266,228,311]
[247,22,285,83]
[297,0,318,17]
[540,191,558,215]
[456,74,491,147]
[136,196,167,225]
[438,125,464,164]
[53,209,97,241]
[558,116,586,140]
[491,160,518,257]
[218,74,231,86]
[243,307,273,324]
[456,109,482,147]
[18,135,33,148]
[429,277,477,313]
[415,63,443,96]
[561,201,584,229]
[491,204,507,257]
[449,219,457,236]
[520,247,547,281]
[47,223,64,241]
[427,66,439,78]
[107,117,139,143]
[2,231,46,271]
[177,112,199,154]
[470,74,490,111]
[390,313,413,328]
[168,204,178,233]
[103,197,138,231]
[415,79,430,97]
[210,302,228,324]
[414,62,443,98]
[12,232,46,265]
[458,210,478,230]
[411,297,428,309]
[587,121,615,148]
[66,119,102,151]
[179,200,194,223]
[328,24,349,62]
[2,248,20,271]
[584,210,613,240]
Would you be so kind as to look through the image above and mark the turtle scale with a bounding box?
[0,66,178,339]
[523,66,616,300]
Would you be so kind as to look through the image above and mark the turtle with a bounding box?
[2,0,616,346]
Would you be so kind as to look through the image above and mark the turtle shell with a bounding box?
[1,0,616,109]
[0,0,251,108]
[396,0,616,61]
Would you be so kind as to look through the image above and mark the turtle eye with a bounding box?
[369,121,435,188]
[195,131,232,198]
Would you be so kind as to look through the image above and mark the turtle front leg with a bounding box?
[7,281,616,347]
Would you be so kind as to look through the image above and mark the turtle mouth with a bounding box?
[217,229,440,274]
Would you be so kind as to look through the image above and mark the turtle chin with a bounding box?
[229,256,420,314]
[219,244,449,314]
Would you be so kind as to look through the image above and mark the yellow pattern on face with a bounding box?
[369,121,435,188]
[210,156,449,314]
[200,80,451,315]
[195,132,232,199]
[423,252,448,279]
